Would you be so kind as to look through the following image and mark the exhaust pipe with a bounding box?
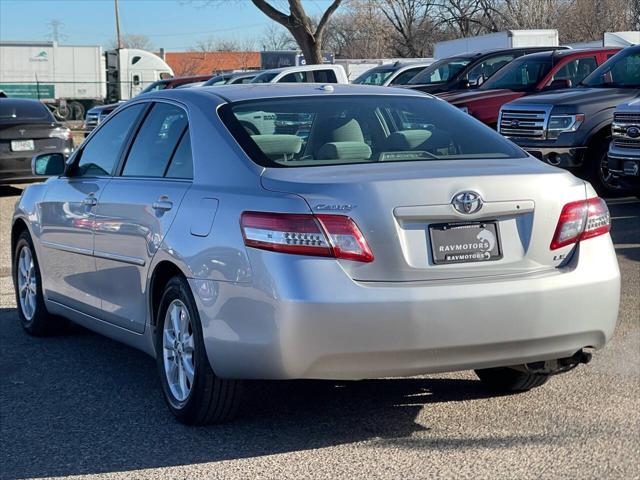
[516,349,593,376]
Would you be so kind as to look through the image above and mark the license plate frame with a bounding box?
[11,139,35,152]
[429,221,502,265]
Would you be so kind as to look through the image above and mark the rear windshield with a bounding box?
[353,68,396,85]
[0,100,53,121]
[480,56,552,91]
[408,58,471,85]
[219,95,526,168]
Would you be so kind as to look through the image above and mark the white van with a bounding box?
[251,64,348,84]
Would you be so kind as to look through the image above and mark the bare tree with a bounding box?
[260,24,297,50]
[109,33,154,50]
[378,0,441,57]
[559,0,637,43]
[248,0,343,64]
[324,1,395,58]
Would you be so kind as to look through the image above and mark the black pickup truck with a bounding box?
[498,45,640,195]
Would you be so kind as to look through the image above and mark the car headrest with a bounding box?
[317,141,372,160]
[387,130,433,150]
[251,134,302,160]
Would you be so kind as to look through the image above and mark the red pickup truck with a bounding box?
[438,48,621,128]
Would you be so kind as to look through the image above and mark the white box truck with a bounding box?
[434,30,559,59]
[0,41,174,120]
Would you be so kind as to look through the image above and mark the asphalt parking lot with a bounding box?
[0,186,638,480]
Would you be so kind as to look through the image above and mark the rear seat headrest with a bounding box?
[317,141,372,160]
[251,134,302,160]
[387,129,432,150]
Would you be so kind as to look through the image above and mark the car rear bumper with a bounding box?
[191,235,620,380]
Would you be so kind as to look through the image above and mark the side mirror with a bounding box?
[32,153,65,177]
[464,74,484,89]
[546,78,572,90]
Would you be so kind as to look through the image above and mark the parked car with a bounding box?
[251,64,348,84]
[499,45,640,195]
[352,61,433,86]
[13,84,619,425]
[201,71,261,86]
[83,75,213,135]
[1,98,72,185]
[439,48,619,128]
[404,46,567,95]
[608,100,640,193]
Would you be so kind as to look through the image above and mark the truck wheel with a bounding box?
[585,142,623,197]
[57,104,71,121]
[156,276,243,425]
[475,367,549,392]
[69,101,85,121]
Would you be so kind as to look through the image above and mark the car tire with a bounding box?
[155,275,243,425]
[13,231,67,336]
[475,367,549,392]
[585,142,623,198]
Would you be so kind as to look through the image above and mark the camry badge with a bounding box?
[452,191,483,214]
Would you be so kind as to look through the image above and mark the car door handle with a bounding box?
[152,198,173,212]
[82,196,97,206]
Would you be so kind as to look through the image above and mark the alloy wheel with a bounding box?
[162,299,196,403]
[17,246,37,321]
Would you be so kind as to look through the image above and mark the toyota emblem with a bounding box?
[452,191,483,214]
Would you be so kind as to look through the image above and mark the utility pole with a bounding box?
[114,0,123,49]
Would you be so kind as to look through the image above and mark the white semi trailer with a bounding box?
[0,41,174,120]
[433,30,559,59]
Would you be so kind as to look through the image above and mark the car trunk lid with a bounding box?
[260,157,586,282]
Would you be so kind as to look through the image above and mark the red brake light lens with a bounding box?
[550,197,610,250]
[241,212,373,262]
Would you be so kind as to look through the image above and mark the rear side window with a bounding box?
[219,95,526,168]
[122,103,187,177]
[75,104,145,177]
[313,69,338,83]
[165,128,193,179]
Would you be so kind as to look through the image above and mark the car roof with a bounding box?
[144,83,430,104]
[259,64,341,74]
[512,47,621,61]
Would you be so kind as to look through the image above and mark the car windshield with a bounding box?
[581,48,640,88]
[251,72,279,83]
[480,56,552,91]
[0,101,53,121]
[219,95,526,168]
[408,58,471,85]
[353,68,396,85]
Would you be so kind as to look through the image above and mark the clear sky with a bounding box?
[0,0,332,51]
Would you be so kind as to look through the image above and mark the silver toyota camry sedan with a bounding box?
[12,84,620,425]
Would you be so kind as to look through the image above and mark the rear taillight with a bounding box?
[550,197,610,250]
[241,212,373,262]
[49,127,72,141]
